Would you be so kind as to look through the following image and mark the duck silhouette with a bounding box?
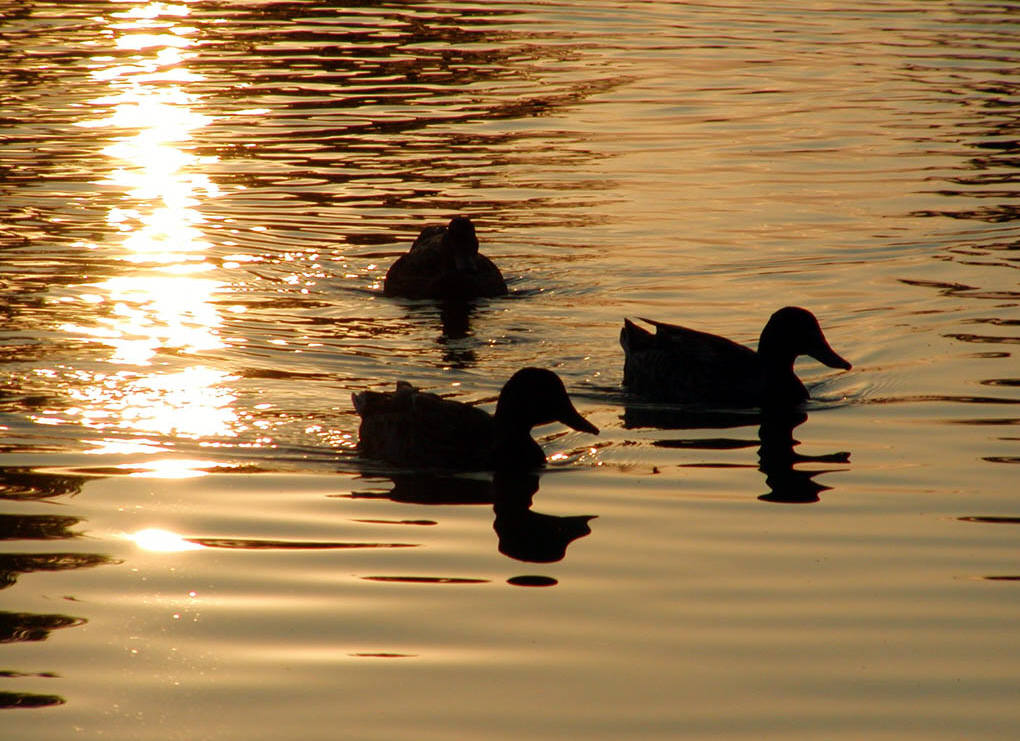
[383,216,507,299]
[352,367,598,470]
[621,306,851,406]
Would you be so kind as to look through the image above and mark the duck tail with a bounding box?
[620,318,653,353]
[353,382,417,417]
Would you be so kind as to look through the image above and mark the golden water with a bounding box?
[1,1,1018,739]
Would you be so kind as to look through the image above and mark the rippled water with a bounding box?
[2,1,1018,739]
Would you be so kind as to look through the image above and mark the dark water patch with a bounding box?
[0,552,118,589]
[0,610,86,644]
[0,514,81,541]
[0,691,65,709]
[350,474,495,506]
[912,206,1020,225]
[971,318,1020,327]
[947,418,1020,426]
[980,378,1020,387]
[899,277,1020,300]
[622,405,759,431]
[650,437,757,451]
[187,538,418,550]
[351,519,437,526]
[964,351,1012,359]
[349,652,417,659]
[983,576,1020,582]
[237,367,334,381]
[862,395,1020,407]
[0,468,86,501]
[959,516,1020,524]
[362,575,489,585]
[982,456,1020,464]
[945,332,1020,344]
[507,575,557,587]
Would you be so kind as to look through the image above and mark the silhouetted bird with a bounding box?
[353,368,598,470]
[383,216,507,299]
[621,306,851,406]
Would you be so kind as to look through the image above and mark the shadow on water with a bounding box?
[0,468,117,711]
[347,470,595,565]
[623,403,850,503]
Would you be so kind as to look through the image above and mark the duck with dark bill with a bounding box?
[620,307,851,407]
[353,368,598,470]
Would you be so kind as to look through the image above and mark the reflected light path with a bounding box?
[59,2,241,444]
[129,528,206,552]
[64,366,238,439]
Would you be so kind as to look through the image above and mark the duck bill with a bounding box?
[558,405,599,435]
[811,341,852,371]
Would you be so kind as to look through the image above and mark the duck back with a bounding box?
[383,220,507,299]
[353,383,496,468]
[621,318,766,404]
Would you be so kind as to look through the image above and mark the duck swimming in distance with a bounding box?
[383,216,508,299]
[352,368,598,470]
[620,306,851,407]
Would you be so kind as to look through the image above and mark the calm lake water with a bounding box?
[2,1,1018,738]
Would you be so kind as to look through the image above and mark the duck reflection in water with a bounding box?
[434,299,478,368]
[756,408,850,503]
[492,471,594,563]
[356,471,595,564]
[622,404,849,503]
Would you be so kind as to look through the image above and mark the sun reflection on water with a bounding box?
[58,2,242,443]
[129,528,205,552]
[64,366,239,439]
[66,275,225,365]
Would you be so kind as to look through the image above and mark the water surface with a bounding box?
[1,1,1018,739]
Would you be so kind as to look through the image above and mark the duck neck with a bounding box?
[757,330,797,370]
[758,336,807,403]
[492,408,546,469]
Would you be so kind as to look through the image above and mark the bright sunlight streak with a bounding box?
[55,2,242,442]
[129,528,205,552]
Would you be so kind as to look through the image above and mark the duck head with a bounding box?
[758,306,852,371]
[494,368,600,435]
[442,216,481,273]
